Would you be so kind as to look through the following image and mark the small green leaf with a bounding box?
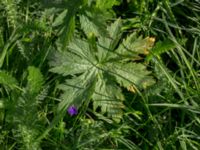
[52,10,68,27]
[27,66,44,95]
[0,71,18,89]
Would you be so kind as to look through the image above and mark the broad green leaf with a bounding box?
[50,19,155,121]
[27,66,44,96]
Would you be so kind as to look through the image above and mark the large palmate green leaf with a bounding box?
[50,19,155,121]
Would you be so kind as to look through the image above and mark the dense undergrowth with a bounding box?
[0,0,200,149]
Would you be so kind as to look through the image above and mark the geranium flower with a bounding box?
[67,105,78,116]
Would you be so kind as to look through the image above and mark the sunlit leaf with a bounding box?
[50,19,155,121]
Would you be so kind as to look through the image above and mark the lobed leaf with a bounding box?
[50,19,155,121]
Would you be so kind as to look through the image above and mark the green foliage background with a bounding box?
[0,0,200,149]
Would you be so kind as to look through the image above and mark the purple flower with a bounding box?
[67,105,78,116]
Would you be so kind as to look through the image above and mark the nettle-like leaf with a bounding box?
[50,19,155,122]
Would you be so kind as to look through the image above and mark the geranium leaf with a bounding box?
[49,18,155,121]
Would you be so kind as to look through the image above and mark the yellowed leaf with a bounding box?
[143,37,156,55]
[127,85,136,93]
